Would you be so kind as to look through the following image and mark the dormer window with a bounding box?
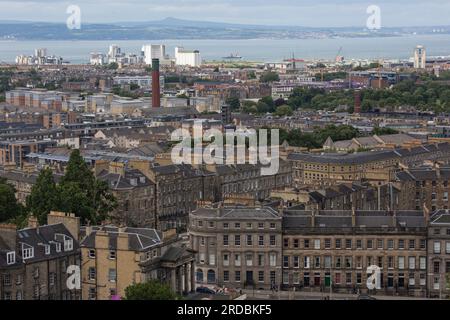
[22,245,34,260]
[56,243,61,253]
[6,252,15,265]
[64,238,73,251]
[45,245,50,255]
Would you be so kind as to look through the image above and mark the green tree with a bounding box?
[124,280,180,300]
[225,97,241,111]
[372,127,399,136]
[108,62,119,70]
[260,71,280,83]
[242,100,258,114]
[0,179,21,223]
[130,83,140,91]
[26,168,58,225]
[274,105,293,117]
[60,149,95,191]
[58,149,117,224]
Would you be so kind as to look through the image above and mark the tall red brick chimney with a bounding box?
[354,90,361,114]
[152,58,161,108]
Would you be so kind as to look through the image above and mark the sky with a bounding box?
[0,0,449,27]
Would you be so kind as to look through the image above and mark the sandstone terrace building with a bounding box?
[0,212,81,300]
[282,209,428,297]
[80,226,195,300]
[287,143,450,188]
[271,182,399,212]
[427,210,450,298]
[395,166,450,211]
[189,207,283,290]
[188,206,448,298]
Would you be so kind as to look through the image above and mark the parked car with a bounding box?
[196,287,216,294]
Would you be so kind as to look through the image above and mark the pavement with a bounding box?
[240,289,438,300]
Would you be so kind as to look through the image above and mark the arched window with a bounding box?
[207,270,216,284]
[196,269,204,283]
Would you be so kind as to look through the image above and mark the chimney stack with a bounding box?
[354,90,361,114]
[152,58,161,108]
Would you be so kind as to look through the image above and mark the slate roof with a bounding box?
[191,207,280,220]
[430,210,450,225]
[80,226,162,251]
[160,246,193,263]
[282,210,426,231]
[287,150,397,165]
[395,167,450,182]
[0,223,79,267]
[97,168,154,190]
[289,142,450,164]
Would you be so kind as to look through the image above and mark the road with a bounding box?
[240,289,436,300]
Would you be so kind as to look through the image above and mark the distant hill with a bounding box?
[0,18,449,40]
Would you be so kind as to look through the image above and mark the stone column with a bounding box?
[191,261,196,292]
[171,268,177,293]
[185,264,191,293]
[181,265,186,293]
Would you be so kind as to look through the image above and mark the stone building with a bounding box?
[287,150,399,188]
[0,213,81,300]
[210,160,293,202]
[0,165,37,204]
[395,166,450,211]
[282,209,428,297]
[271,182,399,211]
[189,207,283,290]
[427,210,450,298]
[134,163,214,232]
[96,163,157,228]
[288,143,450,188]
[80,226,195,300]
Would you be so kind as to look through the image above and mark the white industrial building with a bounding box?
[142,44,170,65]
[113,75,165,91]
[175,47,201,67]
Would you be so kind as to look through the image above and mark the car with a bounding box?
[357,294,377,300]
[196,287,216,294]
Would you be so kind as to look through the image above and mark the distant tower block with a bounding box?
[354,91,361,114]
[152,58,161,108]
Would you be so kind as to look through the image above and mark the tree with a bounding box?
[58,149,117,224]
[26,168,58,225]
[124,280,180,300]
[60,149,95,191]
[242,100,257,114]
[0,179,21,223]
[129,83,140,91]
[372,127,399,136]
[108,62,119,70]
[274,105,293,117]
[274,98,287,107]
[225,97,241,111]
[259,96,275,113]
[260,71,280,83]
